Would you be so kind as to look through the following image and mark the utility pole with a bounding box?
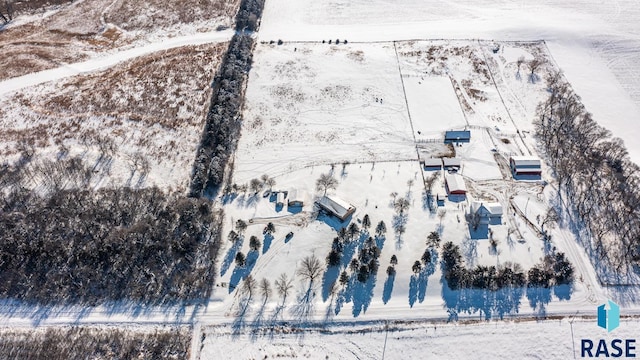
[381,321,389,360]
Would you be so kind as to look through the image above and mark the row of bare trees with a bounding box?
[535,73,640,271]
[0,326,190,360]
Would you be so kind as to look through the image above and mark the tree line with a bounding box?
[535,72,640,272]
[441,241,573,291]
[0,157,221,305]
[189,0,265,197]
[0,326,189,360]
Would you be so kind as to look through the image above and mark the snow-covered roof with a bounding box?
[317,195,356,220]
[444,173,466,193]
[288,189,309,204]
[510,156,541,168]
[443,158,461,167]
[276,192,285,205]
[422,158,443,167]
[471,201,503,216]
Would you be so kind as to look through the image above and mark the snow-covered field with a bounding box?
[209,39,624,335]
[258,0,640,164]
[200,16,640,354]
[200,318,640,360]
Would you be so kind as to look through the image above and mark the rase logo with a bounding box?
[581,300,636,358]
[598,300,620,332]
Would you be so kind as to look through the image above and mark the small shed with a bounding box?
[422,158,443,170]
[276,192,285,206]
[470,201,503,225]
[443,157,462,169]
[445,130,471,143]
[444,173,467,195]
[317,195,356,221]
[287,189,308,207]
[436,192,446,206]
[510,156,542,176]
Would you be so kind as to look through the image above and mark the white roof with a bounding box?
[444,173,466,192]
[423,158,443,167]
[510,156,541,167]
[443,158,462,167]
[471,201,503,216]
[317,195,354,218]
[288,189,308,202]
[276,192,285,204]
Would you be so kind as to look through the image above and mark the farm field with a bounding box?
[258,0,640,164]
[208,39,629,338]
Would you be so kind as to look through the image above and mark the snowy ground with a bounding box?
[258,0,640,164]
[210,39,634,331]
[201,33,640,357]
[199,318,640,360]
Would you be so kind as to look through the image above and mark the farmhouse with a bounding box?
[287,189,309,207]
[442,157,462,170]
[470,201,503,225]
[510,156,542,176]
[444,173,467,195]
[444,130,471,143]
[317,195,356,221]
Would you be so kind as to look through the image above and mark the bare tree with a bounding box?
[274,273,293,305]
[393,197,410,214]
[316,173,338,196]
[297,255,323,290]
[249,178,262,194]
[438,209,447,228]
[259,278,272,304]
[527,58,543,82]
[242,275,257,299]
[424,172,439,194]
[265,177,276,192]
[516,56,525,77]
